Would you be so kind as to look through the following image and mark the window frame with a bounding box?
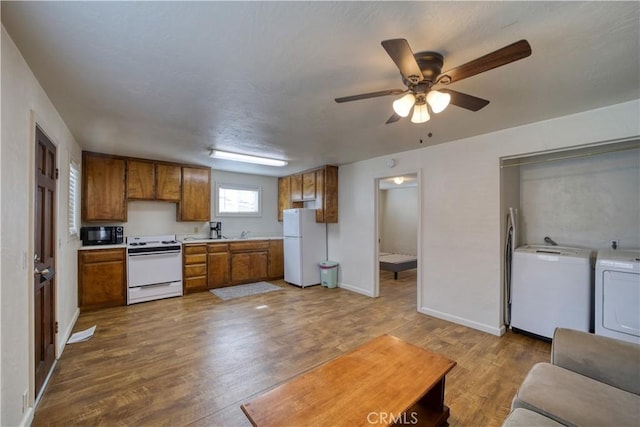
[215,182,262,217]
[68,160,80,239]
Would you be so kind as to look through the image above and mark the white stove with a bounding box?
[126,234,183,304]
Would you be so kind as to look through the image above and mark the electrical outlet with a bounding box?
[610,240,619,250]
[22,389,28,413]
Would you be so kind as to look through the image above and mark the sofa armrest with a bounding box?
[551,328,640,395]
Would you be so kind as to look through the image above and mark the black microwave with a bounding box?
[80,226,124,246]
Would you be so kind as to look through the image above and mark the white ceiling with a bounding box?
[3,2,639,176]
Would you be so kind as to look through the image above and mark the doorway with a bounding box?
[34,125,57,398]
[374,171,421,308]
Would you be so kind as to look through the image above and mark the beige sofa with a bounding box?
[503,328,640,427]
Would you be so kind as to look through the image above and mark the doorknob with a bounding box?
[34,266,54,281]
[35,267,50,276]
[34,253,41,263]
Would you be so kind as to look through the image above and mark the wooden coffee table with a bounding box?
[241,334,456,426]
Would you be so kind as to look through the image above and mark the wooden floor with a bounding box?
[34,270,550,426]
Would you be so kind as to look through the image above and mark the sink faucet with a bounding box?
[240,230,250,239]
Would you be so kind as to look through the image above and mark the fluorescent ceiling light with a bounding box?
[209,150,288,167]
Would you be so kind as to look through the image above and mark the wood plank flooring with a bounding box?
[33,270,550,426]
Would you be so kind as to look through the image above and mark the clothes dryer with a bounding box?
[595,249,640,344]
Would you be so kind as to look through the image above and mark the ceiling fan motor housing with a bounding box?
[412,51,444,83]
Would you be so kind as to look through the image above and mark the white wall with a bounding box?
[1,26,83,426]
[329,100,640,335]
[519,148,640,250]
[379,187,418,255]
[122,170,282,239]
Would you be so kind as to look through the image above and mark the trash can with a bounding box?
[319,261,339,288]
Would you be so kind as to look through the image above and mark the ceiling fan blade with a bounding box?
[385,113,402,124]
[335,89,405,103]
[438,40,531,84]
[381,39,424,83]
[439,89,490,111]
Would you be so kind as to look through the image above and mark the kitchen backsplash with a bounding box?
[123,200,283,239]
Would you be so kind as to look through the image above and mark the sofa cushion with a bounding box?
[552,328,640,395]
[512,362,640,427]
[502,408,564,427]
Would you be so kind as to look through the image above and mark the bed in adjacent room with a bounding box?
[379,252,418,280]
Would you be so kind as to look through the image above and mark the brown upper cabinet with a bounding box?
[290,174,302,202]
[82,151,209,222]
[178,167,211,221]
[277,165,338,223]
[127,159,155,200]
[127,160,181,201]
[156,164,182,201]
[82,152,127,222]
[322,165,339,223]
[302,172,316,200]
[277,176,303,222]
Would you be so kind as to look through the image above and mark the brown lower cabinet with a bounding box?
[183,240,284,294]
[78,248,126,310]
[207,243,229,289]
[183,244,208,293]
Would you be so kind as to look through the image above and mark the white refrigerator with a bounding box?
[283,208,327,287]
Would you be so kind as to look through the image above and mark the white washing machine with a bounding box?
[595,249,640,344]
[511,245,594,339]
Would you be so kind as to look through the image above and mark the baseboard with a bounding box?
[18,405,34,427]
[419,307,504,336]
[337,282,375,297]
[57,308,80,357]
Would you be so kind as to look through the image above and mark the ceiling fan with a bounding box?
[335,39,532,124]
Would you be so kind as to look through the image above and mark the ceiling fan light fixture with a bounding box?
[392,93,416,117]
[410,103,430,124]
[209,150,288,167]
[426,90,451,113]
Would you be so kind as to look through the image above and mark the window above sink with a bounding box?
[216,183,262,217]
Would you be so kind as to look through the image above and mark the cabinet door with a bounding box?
[179,167,211,221]
[268,240,284,278]
[302,172,316,200]
[231,252,268,282]
[290,174,303,202]
[324,165,339,223]
[127,159,155,200]
[78,249,126,309]
[82,153,127,221]
[315,169,325,222]
[156,164,181,201]
[278,176,291,222]
[208,252,229,288]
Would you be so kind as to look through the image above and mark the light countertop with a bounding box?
[79,243,127,251]
[179,236,283,244]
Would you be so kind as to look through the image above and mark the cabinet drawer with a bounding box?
[80,249,125,263]
[229,241,269,252]
[184,263,207,277]
[184,253,207,265]
[207,243,229,253]
[184,276,207,292]
[183,244,207,255]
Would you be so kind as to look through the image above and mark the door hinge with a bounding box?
[55,168,59,179]
[55,321,59,334]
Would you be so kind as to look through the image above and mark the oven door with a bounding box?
[127,251,182,288]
